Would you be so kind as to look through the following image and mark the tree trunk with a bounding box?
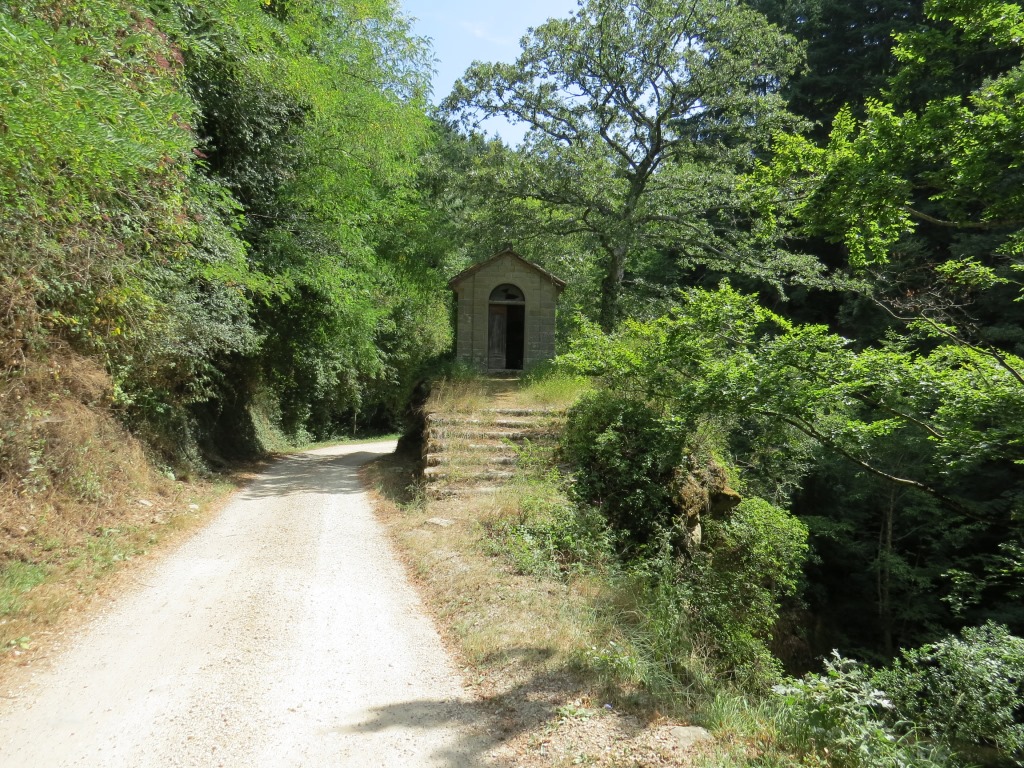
[598,243,627,333]
[878,487,895,658]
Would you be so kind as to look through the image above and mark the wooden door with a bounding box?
[488,305,507,369]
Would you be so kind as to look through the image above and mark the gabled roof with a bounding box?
[448,248,566,293]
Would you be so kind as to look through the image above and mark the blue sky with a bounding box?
[400,0,580,142]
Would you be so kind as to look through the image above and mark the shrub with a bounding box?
[774,653,949,768]
[685,498,809,687]
[485,443,615,578]
[610,547,715,698]
[561,390,685,551]
[489,494,615,578]
[876,622,1024,762]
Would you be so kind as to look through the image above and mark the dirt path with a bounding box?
[0,441,492,767]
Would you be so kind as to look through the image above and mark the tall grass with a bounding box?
[520,365,593,408]
[424,366,488,413]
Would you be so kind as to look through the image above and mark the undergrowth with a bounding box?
[469,372,1023,767]
[519,363,593,407]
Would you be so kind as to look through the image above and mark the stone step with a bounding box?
[421,400,566,501]
[426,415,557,429]
[423,441,511,457]
[423,441,522,460]
[426,429,555,443]
[426,485,503,500]
[480,407,565,417]
[423,466,514,482]
[425,453,517,468]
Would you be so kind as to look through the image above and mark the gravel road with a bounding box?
[0,441,489,767]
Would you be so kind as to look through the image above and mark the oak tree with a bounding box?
[445,0,807,330]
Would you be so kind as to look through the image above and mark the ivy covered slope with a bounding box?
[0,0,452,474]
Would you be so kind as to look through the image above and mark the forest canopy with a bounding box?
[0,0,454,464]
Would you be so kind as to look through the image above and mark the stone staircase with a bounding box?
[422,407,565,499]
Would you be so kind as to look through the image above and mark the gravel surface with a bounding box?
[0,441,489,767]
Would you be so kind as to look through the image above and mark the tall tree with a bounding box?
[755,0,1024,352]
[158,0,450,443]
[747,0,924,136]
[743,0,1024,652]
[0,0,451,464]
[444,0,809,331]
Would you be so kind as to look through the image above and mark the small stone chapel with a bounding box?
[448,249,565,372]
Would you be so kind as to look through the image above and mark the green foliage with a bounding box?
[775,624,1024,766]
[599,553,710,697]
[0,0,201,353]
[877,622,1024,761]
[1,0,452,471]
[561,284,1024,518]
[561,390,687,551]
[445,0,813,330]
[487,490,615,579]
[686,499,809,687]
[747,0,924,138]
[560,381,809,686]
[584,499,807,696]
[751,0,1024,339]
[774,653,949,768]
[160,0,448,442]
[558,283,1024,658]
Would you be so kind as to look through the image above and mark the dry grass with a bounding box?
[425,375,491,414]
[0,352,244,663]
[367,451,593,670]
[408,377,608,682]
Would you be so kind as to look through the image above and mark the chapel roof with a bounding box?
[448,248,566,292]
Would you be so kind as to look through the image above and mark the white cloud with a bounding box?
[458,20,517,47]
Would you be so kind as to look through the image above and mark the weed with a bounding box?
[773,653,951,768]
[482,455,615,580]
[877,622,1024,762]
[81,526,145,572]
[556,702,596,721]
[0,561,47,616]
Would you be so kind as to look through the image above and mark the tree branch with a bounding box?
[767,411,994,523]
[907,207,1023,231]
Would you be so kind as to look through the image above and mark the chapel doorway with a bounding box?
[488,284,526,370]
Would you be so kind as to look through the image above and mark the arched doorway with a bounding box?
[488,283,525,370]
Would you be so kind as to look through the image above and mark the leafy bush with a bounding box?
[488,493,614,578]
[685,498,809,687]
[610,549,714,697]
[485,440,614,578]
[774,653,949,768]
[562,387,809,685]
[776,625,1024,767]
[561,390,685,551]
[876,622,1024,762]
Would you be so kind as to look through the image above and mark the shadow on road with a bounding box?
[337,659,642,767]
[239,444,394,500]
